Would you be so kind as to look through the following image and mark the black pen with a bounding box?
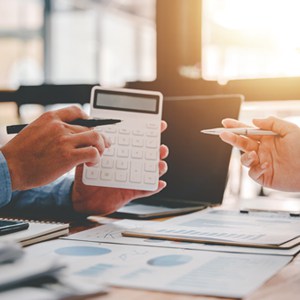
[6,118,122,134]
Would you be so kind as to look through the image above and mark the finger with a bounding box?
[159,160,168,177]
[155,180,167,193]
[253,116,298,136]
[241,151,259,167]
[160,144,169,159]
[131,180,167,200]
[248,162,268,182]
[126,161,167,203]
[222,118,249,128]
[64,123,94,134]
[222,118,261,141]
[98,132,112,148]
[161,120,167,133]
[219,131,259,152]
[72,146,101,166]
[55,105,88,123]
[71,131,107,155]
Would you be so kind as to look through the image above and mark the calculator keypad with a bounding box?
[83,122,160,191]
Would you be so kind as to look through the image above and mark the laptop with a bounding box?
[110,94,243,219]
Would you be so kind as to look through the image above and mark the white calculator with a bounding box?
[83,86,163,191]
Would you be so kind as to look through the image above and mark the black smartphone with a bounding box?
[0,220,29,235]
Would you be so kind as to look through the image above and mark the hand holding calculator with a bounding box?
[83,87,163,191]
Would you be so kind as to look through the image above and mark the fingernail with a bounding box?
[261,162,268,169]
[249,151,256,158]
[246,151,257,163]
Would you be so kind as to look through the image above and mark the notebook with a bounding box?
[110,94,243,219]
[0,218,69,247]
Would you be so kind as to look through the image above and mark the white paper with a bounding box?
[25,239,292,299]
[124,208,300,247]
[64,219,300,256]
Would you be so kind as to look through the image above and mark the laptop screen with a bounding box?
[150,94,243,206]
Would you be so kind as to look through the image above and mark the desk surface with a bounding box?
[70,222,300,300]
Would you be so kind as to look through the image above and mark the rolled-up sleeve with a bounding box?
[0,150,79,219]
[8,175,75,219]
[11,176,73,210]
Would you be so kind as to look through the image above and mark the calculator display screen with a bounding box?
[94,90,159,114]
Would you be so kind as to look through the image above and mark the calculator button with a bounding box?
[144,173,157,185]
[118,135,130,146]
[85,167,99,179]
[131,149,143,159]
[145,150,158,160]
[117,148,129,157]
[104,147,115,156]
[107,135,116,144]
[115,171,127,182]
[116,159,129,170]
[100,170,113,181]
[101,157,114,169]
[133,129,144,136]
[132,137,144,147]
[147,122,159,129]
[105,127,117,133]
[130,161,142,183]
[146,130,158,137]
[146,138,157,149]
[119,128,130,135]
[144,161,157,172]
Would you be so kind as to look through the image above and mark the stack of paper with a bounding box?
[122,208,300,249]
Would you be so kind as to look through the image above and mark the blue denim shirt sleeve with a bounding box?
[0,151,12,208]
[11,175,74,212]
[0,150,74,217]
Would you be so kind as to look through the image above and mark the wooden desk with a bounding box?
[70,222,300,300]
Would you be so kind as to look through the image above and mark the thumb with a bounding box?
[253,116,298,136]
[74,164,84,183]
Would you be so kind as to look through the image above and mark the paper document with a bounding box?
[123,208,300,248]
[25,239,292,299]
[65,219,300,256]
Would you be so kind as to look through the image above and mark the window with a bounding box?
[0,0,156,88]
[202,0,300,84]
[0,0,44,88]
[50,0,156,86]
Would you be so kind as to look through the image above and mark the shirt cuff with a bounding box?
[0,151,12,207]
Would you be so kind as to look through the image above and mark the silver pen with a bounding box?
[201,127,278,136]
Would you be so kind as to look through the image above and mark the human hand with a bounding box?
[0,106,110,191]
[219,117,300,191]
[71,121,169,215]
